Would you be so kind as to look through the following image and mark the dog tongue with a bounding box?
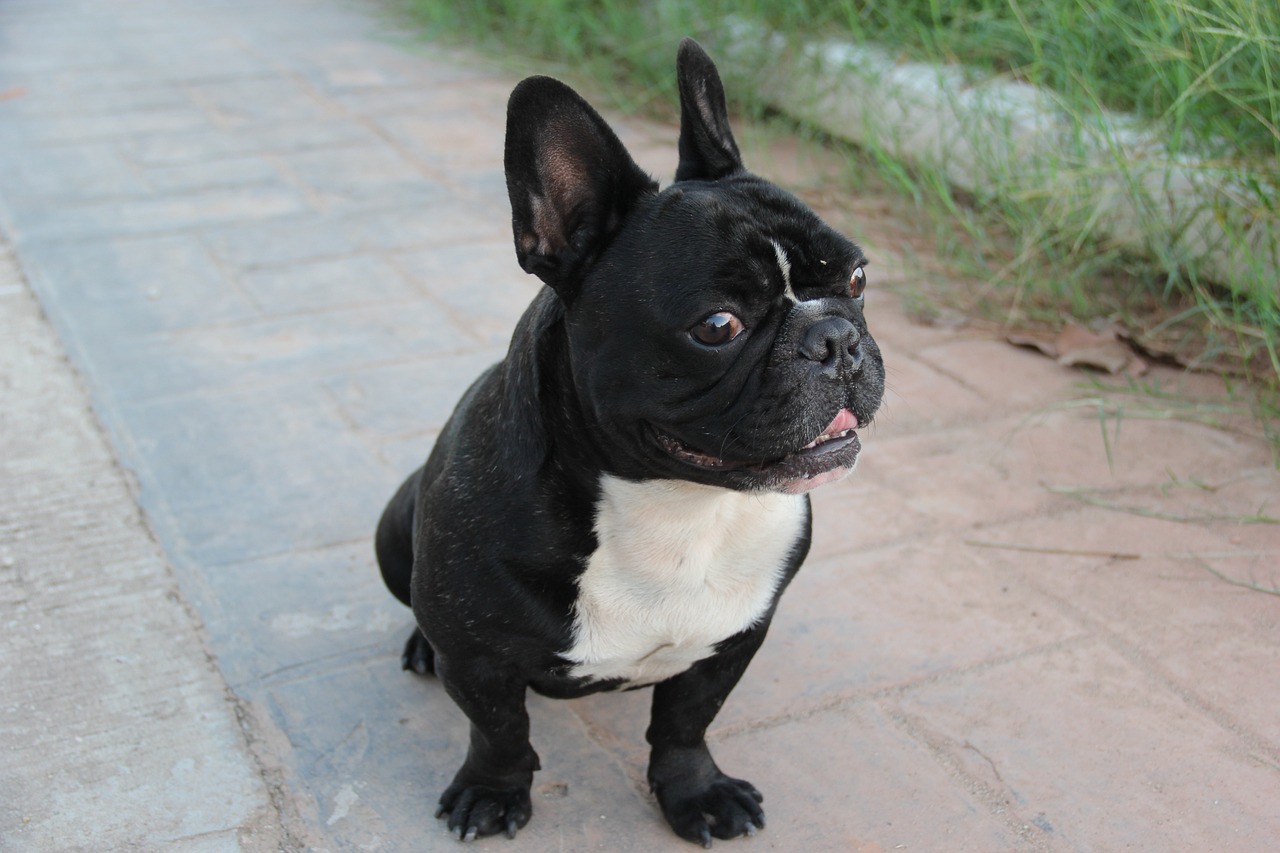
[821,409,858,437]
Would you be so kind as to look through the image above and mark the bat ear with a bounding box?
[674,38,744,183]
[504,76,658,302]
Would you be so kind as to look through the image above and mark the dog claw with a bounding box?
[463,827,478,842]
[700,827,713,849]
[745,822,757,837]
[506,817,519,839]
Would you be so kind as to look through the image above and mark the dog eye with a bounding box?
[850,266,867,299]
[690,312,744,346]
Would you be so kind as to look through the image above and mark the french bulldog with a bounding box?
[376,38,884,846]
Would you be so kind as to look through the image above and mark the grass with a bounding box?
[394,0,1280,434]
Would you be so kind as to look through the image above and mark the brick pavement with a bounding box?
[1,0,1278,850]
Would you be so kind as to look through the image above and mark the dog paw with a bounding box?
[401,628,435,675]
[436,782,532,841]
[657,774,765,847]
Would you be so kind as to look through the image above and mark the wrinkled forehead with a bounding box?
[651,179,862,265]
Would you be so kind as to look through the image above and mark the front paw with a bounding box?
[436,780,532,841]
[653,773,765,848]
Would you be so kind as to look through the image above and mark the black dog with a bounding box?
[376,39,884,846]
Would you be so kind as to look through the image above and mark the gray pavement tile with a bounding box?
[374,430,443,478]
[323,351,498,437]
[10,185,310,243]
[190,540,406,692]
[119,382,394,566]
[372,111,506,172]
[0,82,194,119]
[186,76,341,127]
[392,242,538,346]
[240,254,419,316]
[283,144,451,212]
[203,214,362,269]
[16,235,259,336]
[340,204,506,253]
[0,143,149,202]
[144,155,284,194]
[66,299,472,403]
[0,105,212,146]
[117,119,384,166]
[341,75,513,117]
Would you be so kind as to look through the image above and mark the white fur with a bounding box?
[563,476,806,686]
[771,239,796,302]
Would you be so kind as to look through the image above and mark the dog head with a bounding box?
[504,39,884,494]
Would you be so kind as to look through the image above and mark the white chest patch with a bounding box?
[563,476,806,686]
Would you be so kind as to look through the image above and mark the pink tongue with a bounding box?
[822,409,858,437]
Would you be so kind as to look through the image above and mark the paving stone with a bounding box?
[809,416,1068,558]
[0,105,211,145]
[979,507,1280,748]
[340,204,506,253]
[373,110,506,172]
[186,76,340,127]
[915,336,1102,411]
[392,242,539,346]
[875,349,992,432]
[239,254,419,316]
[119,382,393,567]
[74,300,472,403]
[143,155,283,194]
[323,351,500,437]
[712,703,1025,851]
[16,235,259,337]
[0,143,149,202]
[117,119,383,166]
[888,639,1280,851]
[282,143,450,212]
[1,82,193,119]
[375,429,443,477]
[203,214,361,269]
[12,185,309,243]
[190,540,406,692]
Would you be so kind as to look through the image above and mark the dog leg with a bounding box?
[434,656,540,840]
[646,626,770,847]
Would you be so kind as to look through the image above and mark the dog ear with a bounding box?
[674,38,744,182]
[504,76,658,300]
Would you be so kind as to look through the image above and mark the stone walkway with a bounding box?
[1,0,1277,850]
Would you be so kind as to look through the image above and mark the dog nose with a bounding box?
[798,317,862,375]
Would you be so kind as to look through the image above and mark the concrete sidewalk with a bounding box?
[1,0,1278,850]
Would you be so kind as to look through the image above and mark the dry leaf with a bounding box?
[1008,322,1146,375]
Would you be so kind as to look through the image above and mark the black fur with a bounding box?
[376,38,884,845]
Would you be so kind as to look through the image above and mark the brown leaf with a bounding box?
[1009,322,1146,375]
[1007,329,1059,358]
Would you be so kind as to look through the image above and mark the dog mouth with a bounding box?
[654,409,862,491]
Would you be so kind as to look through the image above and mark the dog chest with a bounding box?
[563,475,806,686]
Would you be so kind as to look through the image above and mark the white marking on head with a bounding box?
[771,239,797,302]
